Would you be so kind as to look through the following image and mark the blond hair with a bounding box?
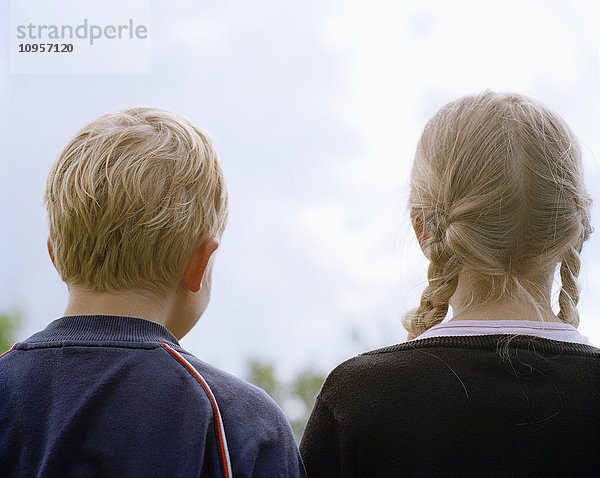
[404,91,592,338]
[45,107,228,293]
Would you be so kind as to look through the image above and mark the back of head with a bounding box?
[404,91,592,338]
[45,107,228,295]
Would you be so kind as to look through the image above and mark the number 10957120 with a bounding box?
[18,44,73,53]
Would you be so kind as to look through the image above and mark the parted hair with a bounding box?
[45,107,228,293]
[404,91,592,338]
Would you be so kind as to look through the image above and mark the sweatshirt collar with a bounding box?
[24,315,179,345]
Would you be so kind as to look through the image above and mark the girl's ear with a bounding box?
[47,238,57,268]
[412,216,428,253]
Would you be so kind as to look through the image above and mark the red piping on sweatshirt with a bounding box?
[161,342,232,478]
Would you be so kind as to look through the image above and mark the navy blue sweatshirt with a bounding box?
[0,315,306,477]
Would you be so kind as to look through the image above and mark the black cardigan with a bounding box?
[300,335,600,477]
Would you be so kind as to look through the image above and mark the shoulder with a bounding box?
[323,334,600,387]
[318,335,600,415]
[319,340,443,397]
[315,337,505,422]
[157,345,292,434]
[179,349,285,419]
[177,349,306,478]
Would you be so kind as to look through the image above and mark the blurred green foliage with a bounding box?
[247,359,281,401]
[247,359,326,443]
[0,311,21,354]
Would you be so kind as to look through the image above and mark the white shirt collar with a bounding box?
[416,319,594,346]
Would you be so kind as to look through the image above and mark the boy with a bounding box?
[0,108,306,477]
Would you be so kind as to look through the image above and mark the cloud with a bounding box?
[2,0,599,378]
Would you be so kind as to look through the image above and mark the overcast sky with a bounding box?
[1,0,599,379]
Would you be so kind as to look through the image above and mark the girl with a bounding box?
[300,92,600,477]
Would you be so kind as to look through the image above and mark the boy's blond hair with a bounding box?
[404,91,593,338]
[45,107,228,294]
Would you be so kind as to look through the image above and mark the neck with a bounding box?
[449,269,560,323]
[64,285,176,331]
[449,300,561,323]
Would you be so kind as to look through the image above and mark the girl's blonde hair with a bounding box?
[404,91,592,338]
[45,107,228,294]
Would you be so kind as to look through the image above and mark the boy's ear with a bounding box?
[183,238,219,293]
[47,238,56,268]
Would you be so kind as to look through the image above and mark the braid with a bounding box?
[557,245,582,327]
[403,238,463,339]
